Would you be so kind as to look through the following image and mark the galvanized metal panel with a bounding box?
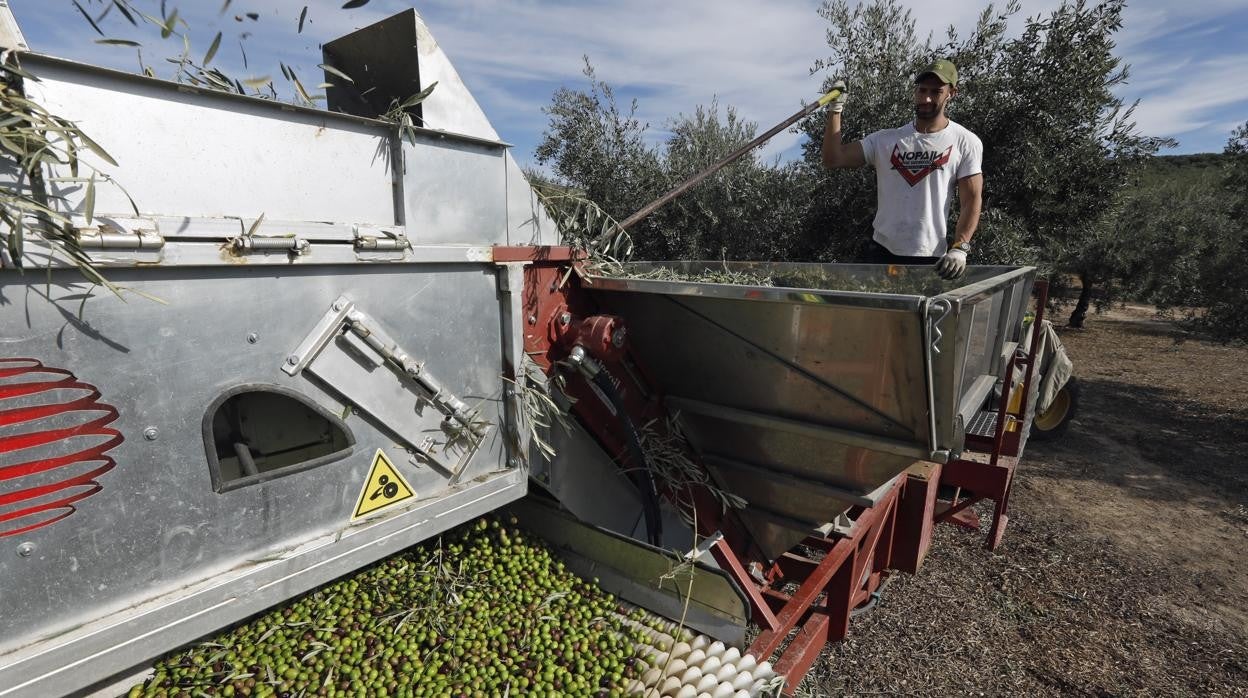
[589,286,928,444]
[506,151,560,246]
[0,263,522,697]
[0,0,27,51]
[402,136,507,244]
[319,9,500,142]
[303,327,481,477]
[20,55,399,225]
[406,10,500,141]
[0,12,541,696]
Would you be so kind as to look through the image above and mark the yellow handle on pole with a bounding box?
[816,88,843,107]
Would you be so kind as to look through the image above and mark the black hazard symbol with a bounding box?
[352,449,416,520]
[371,474,399,501]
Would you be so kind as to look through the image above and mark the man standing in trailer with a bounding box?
[820,59,983,280]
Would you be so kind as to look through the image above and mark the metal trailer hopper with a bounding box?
[0,6,1046,697]
[584,262,1035,559]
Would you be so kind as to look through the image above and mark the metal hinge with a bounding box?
[76,229,165,250]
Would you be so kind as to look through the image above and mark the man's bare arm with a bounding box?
[954,173,983,246]
[821,110,866,169]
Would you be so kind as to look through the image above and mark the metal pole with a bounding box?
[615,89,842,232]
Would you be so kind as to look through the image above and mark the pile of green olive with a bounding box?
[128,515,657,698]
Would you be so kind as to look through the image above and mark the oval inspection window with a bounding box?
[203,385,354,493]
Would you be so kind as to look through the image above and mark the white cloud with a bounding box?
[1126,55,1248,140]
[9,0,1247,162]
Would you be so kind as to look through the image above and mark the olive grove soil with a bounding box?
[801,304,1248,696]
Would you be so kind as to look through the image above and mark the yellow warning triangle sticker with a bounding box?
[352,449,416,520]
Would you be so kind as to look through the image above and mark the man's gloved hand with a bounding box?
[826,80,848,113]
[935,246,968,280]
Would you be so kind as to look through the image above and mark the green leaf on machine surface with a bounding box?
[399,81,438,109]
[76,131,119,167]
[84,174,96,225]
[246,213,266,238]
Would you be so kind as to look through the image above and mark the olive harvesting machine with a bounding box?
[0,8,1053,697]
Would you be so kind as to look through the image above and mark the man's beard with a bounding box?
[915,104,939,119]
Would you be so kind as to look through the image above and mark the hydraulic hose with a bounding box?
[589,369,663,548]
[850,573,895,618]
[567,345,663,548]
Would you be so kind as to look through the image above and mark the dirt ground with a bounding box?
[802,305,1248,696]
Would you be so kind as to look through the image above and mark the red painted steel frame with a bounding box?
[746,479,901,695]
[890,462,941,574]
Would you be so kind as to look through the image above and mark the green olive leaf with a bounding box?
[203,31,222,66]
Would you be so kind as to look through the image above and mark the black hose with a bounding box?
[591,369,663,548]
[850,573,895,618]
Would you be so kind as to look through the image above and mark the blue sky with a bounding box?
[9,0,1248,169]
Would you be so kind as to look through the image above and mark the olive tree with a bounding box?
[1132,125,1248,342]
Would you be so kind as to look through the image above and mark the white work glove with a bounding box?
[935,246,968,280]
[825,80,848,113]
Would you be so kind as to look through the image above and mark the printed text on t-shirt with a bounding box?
[889,145,953,186]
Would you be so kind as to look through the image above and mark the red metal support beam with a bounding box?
[749,479,902,664]
[938,454,1018,549]
[891,462,941,573]
[775,611,832,695]
[710,536,781,632]
[750,535,853,659]
[776,551,819,579]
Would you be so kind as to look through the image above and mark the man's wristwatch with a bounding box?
[950,241,972,254]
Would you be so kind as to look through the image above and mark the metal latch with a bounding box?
[76,229,165,250]
[353,228,409,252]
[283,295,486,439]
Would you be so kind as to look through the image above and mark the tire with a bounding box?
[1030,376,1079,441]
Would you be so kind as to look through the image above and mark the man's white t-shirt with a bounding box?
[860,120,983,257]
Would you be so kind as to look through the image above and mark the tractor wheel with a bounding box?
[1030,377,1079,441]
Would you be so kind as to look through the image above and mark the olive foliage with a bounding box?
[1115,128,1248,342]
[534,61,816,262]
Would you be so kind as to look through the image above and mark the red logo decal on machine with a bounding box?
[0,359,122,538]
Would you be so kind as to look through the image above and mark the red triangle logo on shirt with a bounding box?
[889,145,953,186]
